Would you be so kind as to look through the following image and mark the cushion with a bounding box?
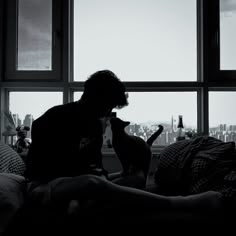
[154,139,192,194]
[154,136,236,195]
[0,143,26,176]
[0,173,26,234]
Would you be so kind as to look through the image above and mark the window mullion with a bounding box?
[198,87,209,135]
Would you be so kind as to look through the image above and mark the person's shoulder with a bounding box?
[45,102,79,115]
[33,103,74,124]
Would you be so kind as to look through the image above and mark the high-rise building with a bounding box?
[171,115,177,132]
[229,125,236,132]
[219,124,224,132]
[23,114,33,127]
[12,114,22,127]
[223,124,227,131]
[171,116,174,132]
[23,114,34,138]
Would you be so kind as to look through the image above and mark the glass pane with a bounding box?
[115,92,197,145]
[74,0,197,81]
[9,92,63,138]
[73,92,82,101]
[18,0,52,70]
[220,0,236,70]
[209,92,236,142]
[74,91,197,145]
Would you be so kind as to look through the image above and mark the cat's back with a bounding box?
[114,133,151,155]
[110,117,151,155]
[125,134,148,147]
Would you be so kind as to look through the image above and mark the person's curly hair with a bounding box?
[81,70,128,109]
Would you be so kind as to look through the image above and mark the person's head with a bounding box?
[81,70,128,117]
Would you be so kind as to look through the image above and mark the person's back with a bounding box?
[25,100,104,182]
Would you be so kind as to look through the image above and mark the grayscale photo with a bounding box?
[0,0,236,235]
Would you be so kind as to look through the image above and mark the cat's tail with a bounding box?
[146,125,164,146]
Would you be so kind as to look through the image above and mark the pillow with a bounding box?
[154,139,192,195]
[154,136,236,195]
[0,143,26,176]
[0,173,26,234]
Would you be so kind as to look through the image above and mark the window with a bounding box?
[9,92,63,122]
[220,0,236,70]
[74,0,197,82]
[8,91,63,139]
[207,0,236,81]
[1,0,236,149]
[114,92,197,145]
[74,91,197,145]
[0,0,3,80]
[73,92,82,101]
[209,91,236,142]
[17,0,52,71]
[73,0,199,147]
[5,0,62,80]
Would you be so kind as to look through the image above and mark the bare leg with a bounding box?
[30,175,223,211]
[52,175,222,210]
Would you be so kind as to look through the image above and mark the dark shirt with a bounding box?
[25,100,104,182]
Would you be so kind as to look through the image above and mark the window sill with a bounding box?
[102,145,167,156]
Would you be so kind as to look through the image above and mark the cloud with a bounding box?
[18,0,52,51]
[220,0,236,12]
[19,0,52,33]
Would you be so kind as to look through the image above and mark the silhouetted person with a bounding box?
[25,70,128,183]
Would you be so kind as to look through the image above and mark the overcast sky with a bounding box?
[74,0,197,82]
[18,0,52,70]
[9,0,236,129]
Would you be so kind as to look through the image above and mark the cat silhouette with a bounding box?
[110,117,163,181]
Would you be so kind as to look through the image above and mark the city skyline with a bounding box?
[6,110,236,145]
[9,91,236,129]
[10,111,236,132]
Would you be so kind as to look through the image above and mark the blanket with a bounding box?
[154,136,236,198]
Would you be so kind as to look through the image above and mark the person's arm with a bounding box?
[108,168,146,189]
[44,175,223,212]
[107,171,123,181]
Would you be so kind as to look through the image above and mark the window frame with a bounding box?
[4,0,63,81]
[0,0,236,147]
[7,87,64,118]
[208,88,236,141]
[205,0,236,82]
[0,0,4,82]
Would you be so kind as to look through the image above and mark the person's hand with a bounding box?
[29,184,51,206]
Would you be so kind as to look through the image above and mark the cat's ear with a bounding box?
[124,121,130,127]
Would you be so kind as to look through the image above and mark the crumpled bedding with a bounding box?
[154,136,236,199]
[0,173,26,235]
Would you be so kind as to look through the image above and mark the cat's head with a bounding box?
[110,117,130,131]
